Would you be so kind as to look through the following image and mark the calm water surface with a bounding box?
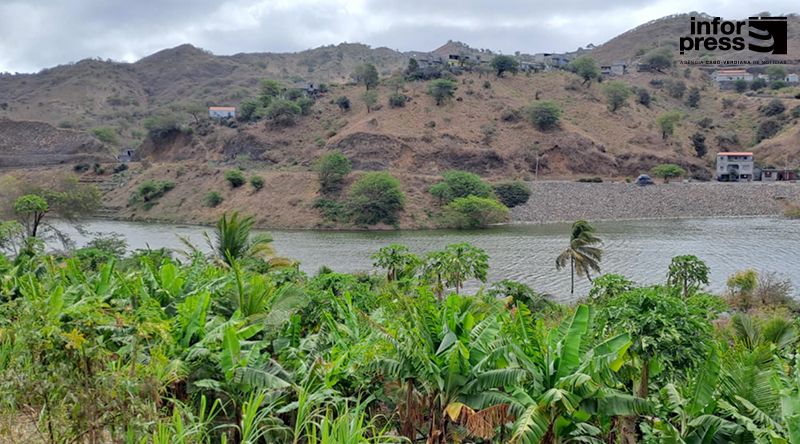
[57,217,800,302]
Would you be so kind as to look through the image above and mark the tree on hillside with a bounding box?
[185,103,207,124]
[526,101,562,130]
[603,80,631,112]
[315,151,352,193]
[650,163,686,183]
[556,220,603,295]
[352,63,379,90]
[427,79,456,105]
[642,47,673,71]
[264,99,301,126]
[568,56,600,85]
[347,172,405,225]
[362,90,378,113]
[429,170,493,203]
[490,55,519,77]
[765,65,787,81]
[690,132,707,157]
[734,79,748,93]
[259,79,284,106]
[657,111,681,139]
[405,58,420,78]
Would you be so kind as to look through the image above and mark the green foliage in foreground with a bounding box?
[0,216,799,443]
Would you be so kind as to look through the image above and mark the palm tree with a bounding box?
[556,220,603,295]
[212,212,275,266]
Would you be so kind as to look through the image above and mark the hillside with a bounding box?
[592,13,800,64]
[2,13,800,228]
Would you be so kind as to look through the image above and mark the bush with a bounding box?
[577,177,603,183]
[429,170,493,203]
[493,181,531,208]
[313,198,347,222]
[250,175,264,191]
[90,127,119,145]
[500,108,522,122]
[751,78,767,90]
[112,163,129,174]
[238,98,263,122]
[642,47,673,71]
[316,151,352,193]
[657,111,681,139]
[388,93,407,108]
[771,80,788,90]
[441,196,509,228]
[264,99,301,126]
[427,79,457,105]
[650,164,686,183]
[762,99,786,117]
[73,163,90,172]
[734,79,748,92]
[203,191,223,207]
[567,56,600,84]
[224,169,246,188]
[490,55,519,77]
[756,119,782,142]
[526,101,562,130]
[603,81,631,112]
[637,88,651,107]
[690,132,707,158]
[697,117,713,129]
[335,96,351,112]
[131,180,175,203]
[143,113,182,138]
[792,105,800,119]
[665,79,686,99]
[347,172,405,225]
[295,96,314,115]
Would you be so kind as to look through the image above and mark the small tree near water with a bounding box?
[650,164,686,183]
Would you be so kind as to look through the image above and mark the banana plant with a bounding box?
[507,304,644,444]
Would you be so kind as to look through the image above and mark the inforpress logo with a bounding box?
[679,16,788,55]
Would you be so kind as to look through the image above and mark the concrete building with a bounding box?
[761,168,798,181]
[712,69,753,82]
[209,106,235,119]
[786,73,799,83]
[716,152,754,182]
[601,61,627,76]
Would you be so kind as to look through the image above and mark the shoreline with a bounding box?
[87,181,800,231]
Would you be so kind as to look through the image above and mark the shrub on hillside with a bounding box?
[90,127,119,145]
[650,164,686,183]
[441,196,509,228]
[264,99,301,126]
[686,87,701,108]
[762,99,786,117]
[637,88,651,107]
[603,81,631,112]
[313,198,347,222]
[130,180,175,204]
[526,101,562,131]
[335,96,351,112]
[203,191,223,208]
[347,172,405,225]
[427,79,457,105]
[756,119,782,142]
[500,108,522,122]
[493,181,531,208]
[388,93,407,108]
[224,169,246,188]
[143,113,183,138]
[250,175,264,191]
[315,151,352,193]
[750,78,767,90]
[429,170,493,203]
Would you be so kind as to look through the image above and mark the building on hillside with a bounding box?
[601,61,627,76]
[117,149,135,162]
[209,106,235,119]
[716,152,754,182]
[532,53,572,70]
[761,168,798,181]
[786,73,799,83]
[711,69,753,82]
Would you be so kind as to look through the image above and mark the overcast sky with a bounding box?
[0,0,796,73]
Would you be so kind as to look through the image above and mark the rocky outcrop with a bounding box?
[0,118,111,167]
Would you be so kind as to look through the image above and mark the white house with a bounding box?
[786,73,799,83]
[209,106,235,119]
[712,69,753,82]
[716,152,754,182]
